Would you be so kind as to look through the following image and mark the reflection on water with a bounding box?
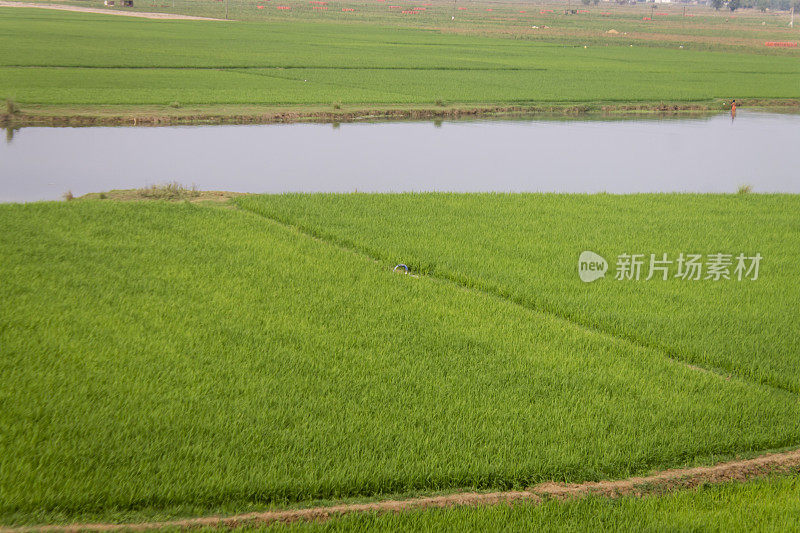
[1,111,798,203]
[5,126,19,144]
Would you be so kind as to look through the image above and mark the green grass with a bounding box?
[259,474,800,532]
[237,194,800,394]
[1,198,799,526]
[1,8,798,107]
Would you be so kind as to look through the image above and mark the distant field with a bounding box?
[1,196,799,526]
[6,0,800,49]
[0,6,798,111]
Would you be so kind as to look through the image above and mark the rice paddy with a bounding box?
[1,195,799,528]
[2,0,800,528]
[0,4,798,115]
[237,193,800,394]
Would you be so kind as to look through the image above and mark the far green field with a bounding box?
[8,0,800,45]
[1,195,799,527]
[1,7,798,110]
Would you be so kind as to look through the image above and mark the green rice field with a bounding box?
[2,0,800,527]
[238,194,800,394]
[1,6,798,109]
[1,195,799,527]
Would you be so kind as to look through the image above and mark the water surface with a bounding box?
[1,111,798,202]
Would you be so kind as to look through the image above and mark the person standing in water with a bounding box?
[731,99,737,119]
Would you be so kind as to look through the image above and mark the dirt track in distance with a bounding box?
[0,1,223,20]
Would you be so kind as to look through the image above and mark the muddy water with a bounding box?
[1,111,798,202]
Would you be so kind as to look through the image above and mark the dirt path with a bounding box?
[0,1,223,20]
[3,448,800,532]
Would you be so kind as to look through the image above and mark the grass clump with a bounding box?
[738,184,753,194]
[137,182,199,200]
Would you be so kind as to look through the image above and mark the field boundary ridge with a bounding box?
[3,448,800,532]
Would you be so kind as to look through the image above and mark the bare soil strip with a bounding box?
[4,448,800,532]
[0,1,222,20]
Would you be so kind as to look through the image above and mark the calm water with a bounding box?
[1,111,798,202]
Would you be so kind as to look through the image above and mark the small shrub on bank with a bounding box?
[5,99,18,115]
